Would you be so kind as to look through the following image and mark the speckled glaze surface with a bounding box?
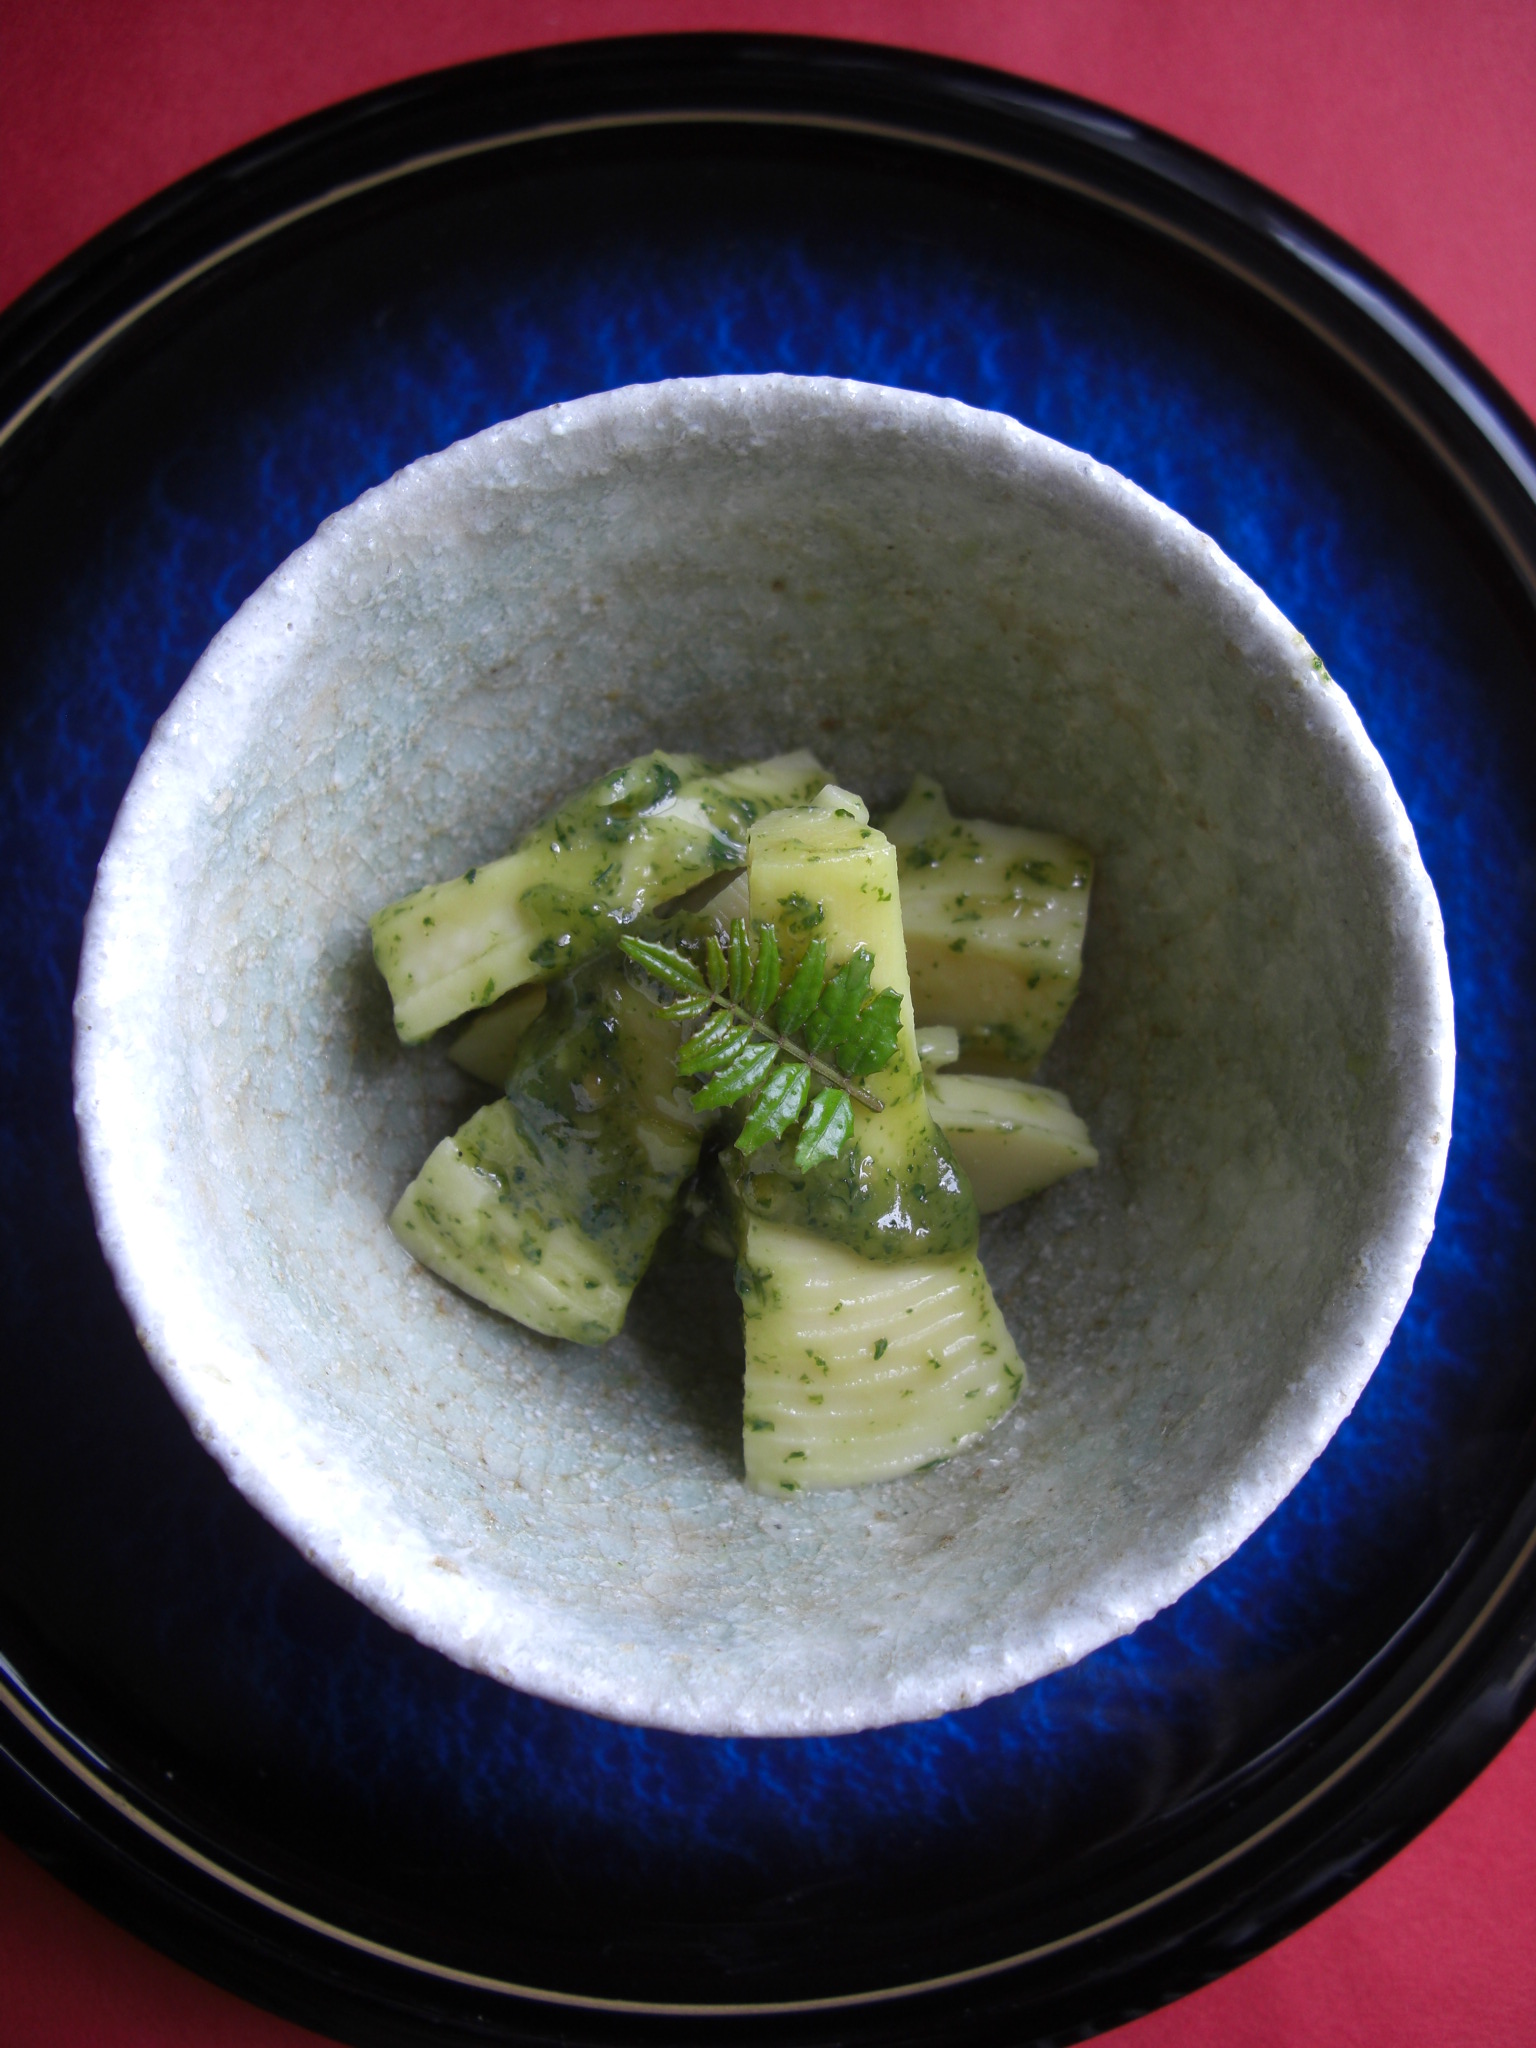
[73,375,1452,1735]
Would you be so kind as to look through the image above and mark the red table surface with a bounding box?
[3,5,1534,2044]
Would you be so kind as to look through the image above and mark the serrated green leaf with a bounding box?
[619,935,707,995]
[677,1013,751,1075]
[803,947,872,1053]
[675,1011,738,1070]
[748,923,780,1017]
[736,1060,812,1155]
[794,1086,854,1171]
[827,1009,875,1078]
[632,914,900,1164]
[728,918,751,1003]
[691,1040,780,1110]
[773,938,826,1036]
[835,986,904,1077]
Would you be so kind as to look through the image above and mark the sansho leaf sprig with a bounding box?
[619,918,904,1173]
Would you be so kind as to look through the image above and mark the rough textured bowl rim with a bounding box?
[73,374,1455,1735]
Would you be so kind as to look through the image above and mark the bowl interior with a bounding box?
[75,376,1451,1734]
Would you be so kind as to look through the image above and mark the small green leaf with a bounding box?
[773,938,826,1036]
[736,1060,812,1154]
[678,1014,751,1075]
[728,917,751,1002]
[828,1010,874,1076]
[692,1040,780,1110]
[619,935,706,995]
[794,1087,854,1171]
[631,917,897,1157]
[805,948,873,1053]
[834,986,903,1077]
[862,985,904,1054]
[748,923,781,1017]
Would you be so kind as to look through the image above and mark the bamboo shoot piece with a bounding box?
[729,799,1025,1487]
[391,959,705,1342]
[447,984,548,1086]
[926,1074,1098,1213]
[882,777,1091,1076]
[739,1219,1024,1491]
[373,749,827,1043]
[728,798,977,1260]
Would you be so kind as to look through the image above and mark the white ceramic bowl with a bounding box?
[74,375,1453,1736]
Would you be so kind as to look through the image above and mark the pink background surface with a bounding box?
[3,4,1534,2042]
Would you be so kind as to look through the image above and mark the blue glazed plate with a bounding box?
[2,36,1535,2047]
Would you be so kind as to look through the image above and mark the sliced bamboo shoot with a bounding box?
[391,1100,634,1343]
[447,984,548,1087]
[373,749,827,1042]
[391,960,704,1341]
[926,1074,1097,1213]
[882,776,1091,1076]
[739,1217,1024,1491]
[731,802,977,1259]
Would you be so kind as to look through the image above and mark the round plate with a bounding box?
[3,33,1535,2047]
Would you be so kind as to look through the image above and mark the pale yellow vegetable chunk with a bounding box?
[391,964,703,1343]
[916,1023,961,1074]
[734,802,1023,1489]
[373,749,827,1043]
[807,782,869,823]
[882,776,1091,1075]
[744,801,932,1193]
[446,984,547,1087]
[391,1100,632,1344]
[740,1217,1024,1492]
[926,1074,1098,1213]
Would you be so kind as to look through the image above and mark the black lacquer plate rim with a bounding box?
[4,31,1536,2048]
